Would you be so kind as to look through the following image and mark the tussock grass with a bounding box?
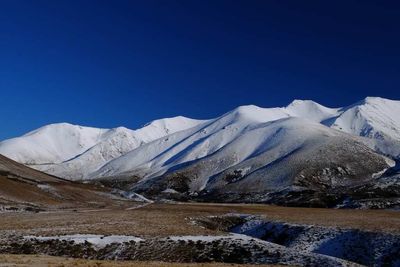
[0,254,283,267]
[0,203,399,238]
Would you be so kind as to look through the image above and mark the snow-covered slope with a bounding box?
[329,97,400,140]
[96,115,390,197]
[285,100,341,122]
[326,97,400,157]
[0,117,207,180]
[0,97,398,184]
[0,123,108,165]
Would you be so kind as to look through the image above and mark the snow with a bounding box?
[20,232,359,266]
[0,117,206,180]
[166,233,261,242]
[227,214,400,267]
[37,184,52,190]
[162,188,180,194]
[0,206,26,213]
[95,116,389,194]
[224,105,290,123]
[327,97,400,157]
[329,97,400,139]
[0,97,399,181]
[114,190,153,203]
[0,123,107,165]
[285,99,341,122]
[24,234,143,248]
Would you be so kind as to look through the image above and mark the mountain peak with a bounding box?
[142,116,207,134]
[144,115,199,127]
[229,104,264,115]
[225,104,288,123]
[287,99,318,106]
[0,97,399,180]
[365,96,400,106]
[285,99,340,123]
[348,96,397,108]
[23,122,107,137]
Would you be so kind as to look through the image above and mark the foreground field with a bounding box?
[0,203,399,237]
[0,203,399,266]
[0,254,283,267]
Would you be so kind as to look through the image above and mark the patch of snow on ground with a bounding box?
[24,234,143,248]
[162,188,180,194]
[166,233,256,242]
[112,189,153,203]
[372,168,389,178]
[37,184,52,190]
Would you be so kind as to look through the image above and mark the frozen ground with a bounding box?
[0,203,399,266]
[4,232,359,266]
[24,234,143,249]
[199,214,400,266]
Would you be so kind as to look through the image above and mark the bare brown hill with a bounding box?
[0,154,132,210]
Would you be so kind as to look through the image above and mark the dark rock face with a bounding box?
[196,173,400,209]
[129,171,400,209]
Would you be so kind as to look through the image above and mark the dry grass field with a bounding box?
[0,203,399,266]
[0,202,399,238]
[0,254,285,267]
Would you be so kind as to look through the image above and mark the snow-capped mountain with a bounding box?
[328,97,400,140]
[90,105,348,181]
[0,97,398,186]
[327,97,400,157]
[125,117,390,196]
[0,123,107,165]
[0,117,207,179]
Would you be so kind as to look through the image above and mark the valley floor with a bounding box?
[0,203,398,236]
[0,254,283,267]
[0,203,399,266]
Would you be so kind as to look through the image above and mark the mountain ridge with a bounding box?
[0,97,399,182]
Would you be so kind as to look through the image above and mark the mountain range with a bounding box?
[0,97,399,207]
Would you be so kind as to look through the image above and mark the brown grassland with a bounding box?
[0,202,399,266]
[0,202,399,238]
[0,254,285,267]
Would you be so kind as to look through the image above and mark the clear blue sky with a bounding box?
[0,0,399,139]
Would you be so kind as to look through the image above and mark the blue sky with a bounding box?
[0,0,399,139]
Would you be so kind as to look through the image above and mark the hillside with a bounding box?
[0,97,399,207]
[0,154,132,211]
[0,117,206,179]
